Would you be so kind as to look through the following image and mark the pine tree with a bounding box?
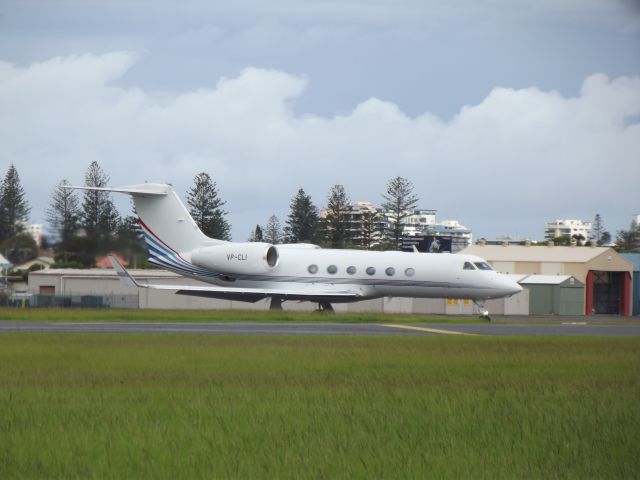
[249,224,264,242]
[187,172,232,241]
[323,185,351,248]
[591,214,611,246]
[0,164,31,242]
[114,212,148,268]
[0,233,37,264]
[359,208,381,250]
[81,161,120,247]
[615,220,640,253]
[381,176,419,250]
[45,179,80,262]
[263,215,283,244]
[284,188,320,244]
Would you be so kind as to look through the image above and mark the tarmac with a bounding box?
[0,317,639,337]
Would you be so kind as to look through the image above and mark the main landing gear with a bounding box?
[473,300,491,321]
[316,301,335,313]
[269,297,284,311]
[269,298,335,313]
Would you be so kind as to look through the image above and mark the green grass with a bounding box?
[0,307,483,323]
[0,335,638,478]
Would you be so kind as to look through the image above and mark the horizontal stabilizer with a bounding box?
[64,183,170,196]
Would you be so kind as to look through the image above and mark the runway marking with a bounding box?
[381,324,480,336]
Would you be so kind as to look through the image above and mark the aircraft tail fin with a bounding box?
[66,183,222,260]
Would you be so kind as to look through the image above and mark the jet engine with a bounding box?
[190,242,279,275]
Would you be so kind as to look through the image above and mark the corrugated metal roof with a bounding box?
[30,269,179,278]
[503,273,529,283]
[462,245,611,263]
[520,275,581,285]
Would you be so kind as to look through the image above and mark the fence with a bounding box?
[23,294,140,309]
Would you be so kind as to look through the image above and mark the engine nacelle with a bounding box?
[190,242,279,275]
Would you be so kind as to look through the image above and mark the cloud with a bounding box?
[0,52,638,240]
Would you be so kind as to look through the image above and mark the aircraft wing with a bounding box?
[109,255,361,303]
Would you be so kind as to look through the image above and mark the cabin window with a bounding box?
[385,267,395,276]
[327,265,338,274]
[474,262,493,271]
[463,262,476,270]
[308,264,319,274]
[404,268,415,277]
[346,266,357,275]
[366,266,376,276]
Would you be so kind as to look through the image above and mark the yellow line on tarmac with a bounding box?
[382,324,481,336]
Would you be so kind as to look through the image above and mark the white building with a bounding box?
[403,209,437,228]
[320,200,384,248]
[544,219,592,242]
[15,222,44,247]
[378,209,436,234]
[321,203,471,250]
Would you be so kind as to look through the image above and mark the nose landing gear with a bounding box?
[473,300,491,321]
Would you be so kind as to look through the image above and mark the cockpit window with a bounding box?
[463,262,476,270]
[474,262,493,271]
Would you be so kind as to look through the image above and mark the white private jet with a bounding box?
[71,183,521,317]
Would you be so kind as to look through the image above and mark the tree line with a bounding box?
[1,162,639,271]
[251,177,419,251]
[0,162,424,269]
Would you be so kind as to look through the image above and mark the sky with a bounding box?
[0,0,639,242]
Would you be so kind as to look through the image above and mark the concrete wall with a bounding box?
[492,261,515,274]
[502,288,530,315]
[514,262,541,275]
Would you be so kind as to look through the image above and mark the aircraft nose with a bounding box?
[503,277,523,296]
[493,275,522,297]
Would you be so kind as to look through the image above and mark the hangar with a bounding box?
[462,244,633,316]
[27,268,243,310]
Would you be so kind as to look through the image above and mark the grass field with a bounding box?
[0,334,638,478]
[0,307,483,323]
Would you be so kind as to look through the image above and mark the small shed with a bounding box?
[520,275,584,315]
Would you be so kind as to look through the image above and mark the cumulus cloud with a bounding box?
[0,52,638,240]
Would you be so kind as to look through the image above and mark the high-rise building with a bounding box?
[544,219,592,242]
[321,203,472,251]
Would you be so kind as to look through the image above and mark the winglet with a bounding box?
[109,254,143,288]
